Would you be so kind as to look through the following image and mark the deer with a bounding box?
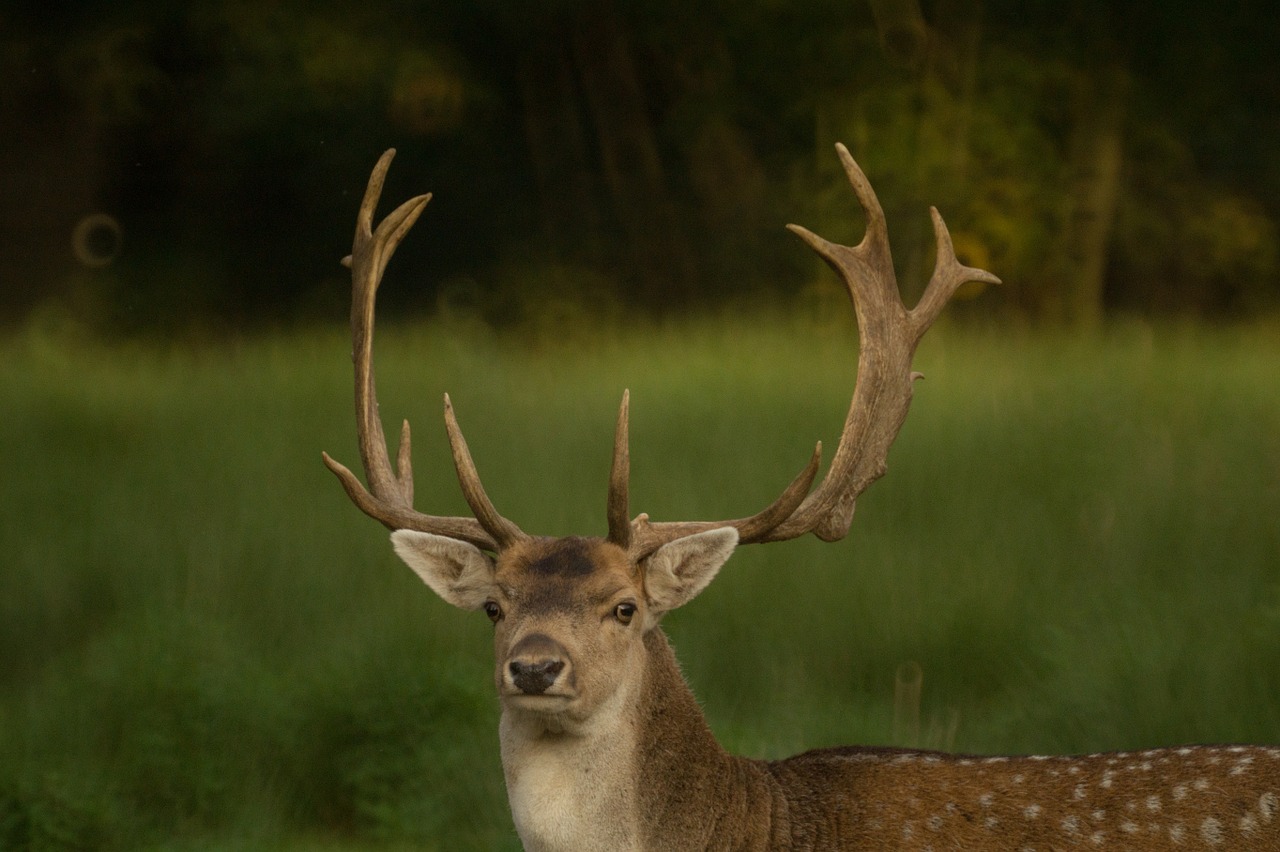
[322,146,1280,851]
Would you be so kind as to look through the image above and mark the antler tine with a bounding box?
[911,207,1002,342]
[625,442,823,560]
[323,149,517,552]
[607,390,632,548]
[625,143,997,558]
[443,394,528,548]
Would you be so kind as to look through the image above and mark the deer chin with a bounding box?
[501,693,592,737]
[502,690,576,714]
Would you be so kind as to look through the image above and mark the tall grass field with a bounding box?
[3,313,1279,850]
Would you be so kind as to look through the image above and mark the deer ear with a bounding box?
[643,528,739,616]
[391,530,496,610]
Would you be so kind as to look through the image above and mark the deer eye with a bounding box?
[483,601,503,623]
[613,602,637,625]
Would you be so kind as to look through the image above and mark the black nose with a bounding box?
[508,659,565,695]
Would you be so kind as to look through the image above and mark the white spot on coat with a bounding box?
[1260,792,1277,822]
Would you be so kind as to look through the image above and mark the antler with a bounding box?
[322,149,527,552]
[326,145,996,562]
[611,143,1000,559]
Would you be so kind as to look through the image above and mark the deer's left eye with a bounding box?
[613,602,637,625]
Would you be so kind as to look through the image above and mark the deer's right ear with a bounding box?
[391,530,496,610]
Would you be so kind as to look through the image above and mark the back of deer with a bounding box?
[761,744,1280,849]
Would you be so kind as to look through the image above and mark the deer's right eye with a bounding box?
[483,601,503,623]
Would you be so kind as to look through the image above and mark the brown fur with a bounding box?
[635,628,1280,850]
[393,530,1279,850]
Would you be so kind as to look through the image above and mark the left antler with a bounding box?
[609,143,1000,559]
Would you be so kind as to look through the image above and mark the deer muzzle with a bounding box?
[505,633,570,696]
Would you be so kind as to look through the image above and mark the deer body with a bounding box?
[393,532,1280,850]
[324,147,1279,850]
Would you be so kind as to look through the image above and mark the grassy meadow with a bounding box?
[2,311,1279,849]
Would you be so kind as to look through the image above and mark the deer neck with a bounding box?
[498,627,767,851]
[499,698,640,852]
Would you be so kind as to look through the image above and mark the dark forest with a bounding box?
[2,0,1277,333]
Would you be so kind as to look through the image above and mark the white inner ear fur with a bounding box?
[643,527,740,619]
[390,530,496,610]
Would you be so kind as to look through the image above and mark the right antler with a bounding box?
[322,149,526,552]
[609,143,1000,559]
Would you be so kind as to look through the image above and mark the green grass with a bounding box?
[2,313,1279,849]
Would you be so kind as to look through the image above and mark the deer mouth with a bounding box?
[502,690,576,714]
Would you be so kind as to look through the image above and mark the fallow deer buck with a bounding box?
[324,146,1280,850]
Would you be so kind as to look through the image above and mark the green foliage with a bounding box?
[1116,123,1280,314]
[2,315,1279,847]
[0,776,115,852]
[804,47,1068,309]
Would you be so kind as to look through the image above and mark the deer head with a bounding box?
[321,145,998,727]
[389,531,735,731]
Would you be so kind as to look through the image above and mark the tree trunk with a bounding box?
[517,39,604,266]
[1046,65,1129,327]
[568,1,695,304]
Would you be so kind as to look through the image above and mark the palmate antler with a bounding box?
[610,143,1000,558]
[325,145,999,559]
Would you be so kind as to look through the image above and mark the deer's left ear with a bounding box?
[643,528,739,618]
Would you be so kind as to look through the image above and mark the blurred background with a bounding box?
[3,0,1277,334]
[2,2,1279,850]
